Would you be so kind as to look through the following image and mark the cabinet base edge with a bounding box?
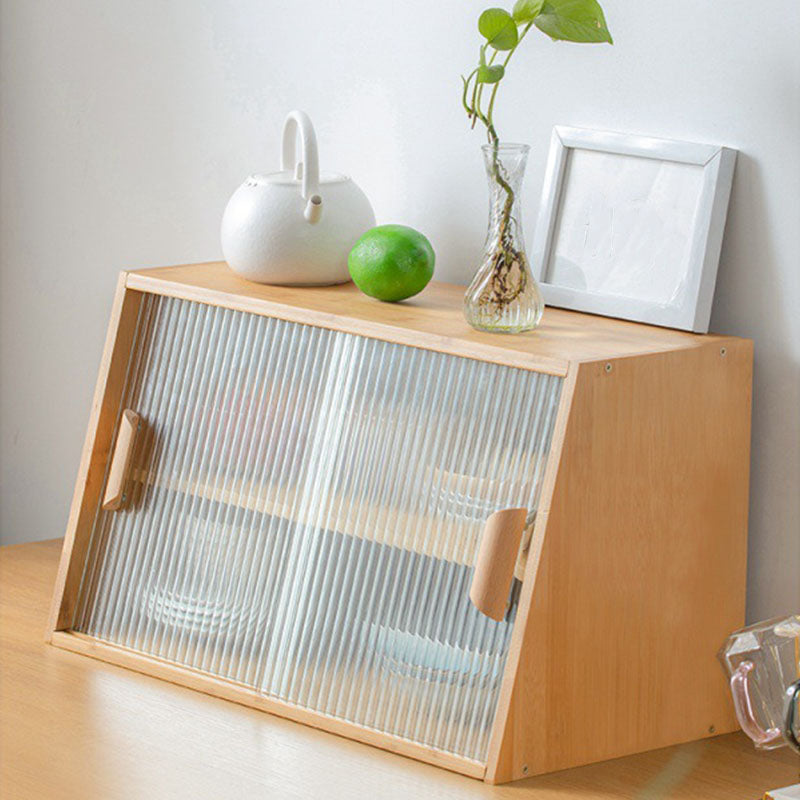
[48,630,487,780]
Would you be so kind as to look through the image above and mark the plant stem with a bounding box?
[461,22,536,314]
[485,22,533,132]
[466,20,535,243]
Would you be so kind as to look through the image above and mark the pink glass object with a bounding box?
[729,660,783,747]
[719,615,800,752]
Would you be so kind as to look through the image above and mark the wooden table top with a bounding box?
[2,539,797,799]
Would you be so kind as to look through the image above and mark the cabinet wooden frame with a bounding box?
[47,262,752,783]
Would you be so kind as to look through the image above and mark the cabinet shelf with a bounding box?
[129,467,536,572]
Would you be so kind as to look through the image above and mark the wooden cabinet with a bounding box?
[48,262,752,783]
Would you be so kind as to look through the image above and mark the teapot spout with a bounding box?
[304,194,323,224]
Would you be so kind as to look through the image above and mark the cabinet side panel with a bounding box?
[47,277,144,633]
[487,340,752,782]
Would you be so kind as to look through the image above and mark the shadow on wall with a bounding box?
[710,152,800,621]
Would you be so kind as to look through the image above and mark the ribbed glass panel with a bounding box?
[74,294,562,762]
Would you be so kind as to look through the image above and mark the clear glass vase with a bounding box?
[464,143,544,333]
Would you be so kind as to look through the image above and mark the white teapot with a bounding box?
[221,110,375,285]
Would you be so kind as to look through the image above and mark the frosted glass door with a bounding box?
[74,293,562,762]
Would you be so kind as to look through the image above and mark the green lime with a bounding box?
[348,224,435,302]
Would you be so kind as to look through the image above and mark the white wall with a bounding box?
[1,0,798,621]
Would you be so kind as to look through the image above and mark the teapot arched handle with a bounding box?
[281,111,322,223]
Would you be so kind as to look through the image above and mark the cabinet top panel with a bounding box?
[127,262,745,375]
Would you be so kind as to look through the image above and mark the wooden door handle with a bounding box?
[102,410,140,511]
[470,507,528,621]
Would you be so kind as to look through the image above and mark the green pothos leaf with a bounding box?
[512,0,545,23]
[478,8,519,50]
[476,63,505,84]
[534,0,613,43]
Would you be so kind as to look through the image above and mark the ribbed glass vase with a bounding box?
[463,143,544,333]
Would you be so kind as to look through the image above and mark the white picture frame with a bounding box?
[531,126,737,332]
